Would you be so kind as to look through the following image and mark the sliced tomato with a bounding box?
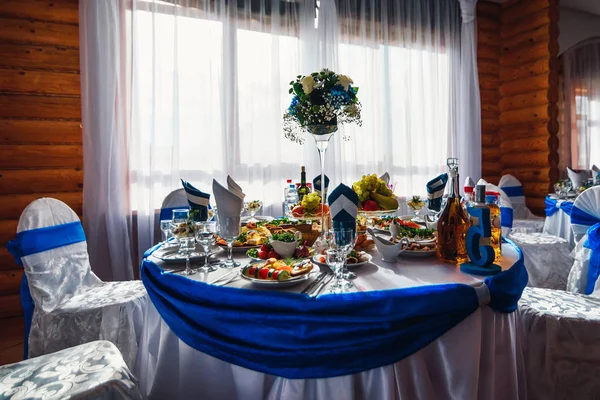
[247,266,256,277]
[259,267,270,279]
[272,270,279,280]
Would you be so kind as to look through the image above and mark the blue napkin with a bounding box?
[426,173,448,212]
[313,175,330,198]
[328,183,359,232]
[181,179,210,221]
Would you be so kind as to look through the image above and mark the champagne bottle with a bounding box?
[298,166,310,201]
[437,158,469,263]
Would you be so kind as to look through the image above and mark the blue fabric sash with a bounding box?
[584,223,600,295]
[545,196,574,217]
[6,221,87,360]
[501,186,525,197]
[571,206,600,228]
[500,207,513,228]
[140,239,527,379]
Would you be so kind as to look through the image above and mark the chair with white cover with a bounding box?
[159,188,189,221]
[498,174,545,233]
[0,340,142,399]
[6,198,147,370]
[518,287,600,399]
[566,186,600,294]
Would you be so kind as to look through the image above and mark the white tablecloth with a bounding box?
[543,199,575,247]
[135,246,526,400]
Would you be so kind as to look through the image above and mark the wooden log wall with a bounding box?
[477,1,502,184]
[0,0,82,319]
[477,0,559,215]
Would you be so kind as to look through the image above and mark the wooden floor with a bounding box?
[0,317,24,366]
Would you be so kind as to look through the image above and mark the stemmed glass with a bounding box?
[218,215,241,268]
[243,200,262,223]
[328,228,356,291]
[159,220,172,247]
[195,221,218,273]
[178,236,197,276]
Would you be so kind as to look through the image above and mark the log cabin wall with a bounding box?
[477,1,502,184]
[498,0,559,214]
[0,0,82,320]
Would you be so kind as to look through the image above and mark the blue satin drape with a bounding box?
[140,239,528,379]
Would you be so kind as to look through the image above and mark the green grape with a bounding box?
[301,192,321,213]
[353,174,391,202]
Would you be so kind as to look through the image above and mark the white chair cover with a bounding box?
[518,287,600,399]
[0,340,141,399]
[566,187,600,294]
[162,188,188,210]
[18,198,147,369]
[499,174,544,233]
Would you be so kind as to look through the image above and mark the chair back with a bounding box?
[571,186,600,243]
[486,184,513,236]
[159,188,189,221]
[8,198,101,313]
[499,174,535,219]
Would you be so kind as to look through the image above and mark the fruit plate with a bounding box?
[312,253,373,269]
[217,244,261,254]
[240,264,320,288]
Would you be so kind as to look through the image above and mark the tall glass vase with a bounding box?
[306,124,337,247]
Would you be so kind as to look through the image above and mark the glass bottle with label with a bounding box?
[298,166,310,201]
[486,192,502,261]
[437,158,469,264]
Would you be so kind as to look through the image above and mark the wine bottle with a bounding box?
[298,166,310,201]
[437,158,469,263]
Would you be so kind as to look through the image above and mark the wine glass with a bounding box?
[178,236,197,276]
[159,220,172,247]
[328,228,356,291]
[195,221,218,273]
[218,215,241,268]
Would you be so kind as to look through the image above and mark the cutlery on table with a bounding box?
[208,269,238,284]
[302,272,327,294]
[214,273,240,287]
[309,274,334,298]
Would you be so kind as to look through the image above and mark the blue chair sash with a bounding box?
[545,196,574,217]
[500,207,513,228]
[6,221,86,359]
[501,186,524,198]
[584,223,600,295]
[571,206,600,228]
[140,238,527,379]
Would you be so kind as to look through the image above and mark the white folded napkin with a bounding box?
[213,179,243,237]
[567,167,589,189]
[379,172,390,185]
[227,175,246,200]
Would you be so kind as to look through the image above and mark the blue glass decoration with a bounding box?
[460,206,501,276]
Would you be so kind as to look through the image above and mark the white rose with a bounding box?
[300,75,315,95]
[337,74,353,91]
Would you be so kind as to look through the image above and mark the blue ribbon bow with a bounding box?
[545,196,574,217]
[6,221,87,359]
[584,223,600,295]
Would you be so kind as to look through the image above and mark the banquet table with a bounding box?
[135,242,527,400]
[543,195,575,247]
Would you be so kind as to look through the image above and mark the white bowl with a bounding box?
[270,231,302,258]
[368,228,410,262]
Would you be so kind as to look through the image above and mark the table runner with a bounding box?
[140,239,527,379]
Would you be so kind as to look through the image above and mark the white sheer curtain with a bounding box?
[562,38,600,170]
[80,0,467,267]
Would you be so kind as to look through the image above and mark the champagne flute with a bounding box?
[218,215,241,268]
[195,221,218,273]
[178,236,197,276]
[160,220,172,247]
[328,228,355,291]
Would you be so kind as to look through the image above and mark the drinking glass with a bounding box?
[159,220,172,247]
[243,200,263,224]
[178,236,197,276]
[195,221,218,273]
[218,215,241,268]
[328,228,356,291]
[172,209,189,223]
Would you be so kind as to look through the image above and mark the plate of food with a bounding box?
[312,249,372,268]
[398,240,437,257]
[246,240,312,261]
[240,258,317,287]
[372,217,435,243]
[353,174,399,214]
[290,192,330,219]
[217,223,271,252]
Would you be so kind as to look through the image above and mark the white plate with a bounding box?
[240,265,320,288]
[153,245,220,263]
[312,253,373,269]
[400,249,437,258]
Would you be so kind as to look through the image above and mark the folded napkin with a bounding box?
[181,180,210,221]
[328,183,359,232]
[593,165,600,175]
[568,167,590,189]
[379,172,390,185]
[213,179,243,237]
[426,173,448,212]
[313,175,330,198]
[227,175,245,200]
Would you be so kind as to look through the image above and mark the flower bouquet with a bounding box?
[283,69,362,144]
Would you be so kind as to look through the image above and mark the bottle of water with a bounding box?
[285,184,299,216]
